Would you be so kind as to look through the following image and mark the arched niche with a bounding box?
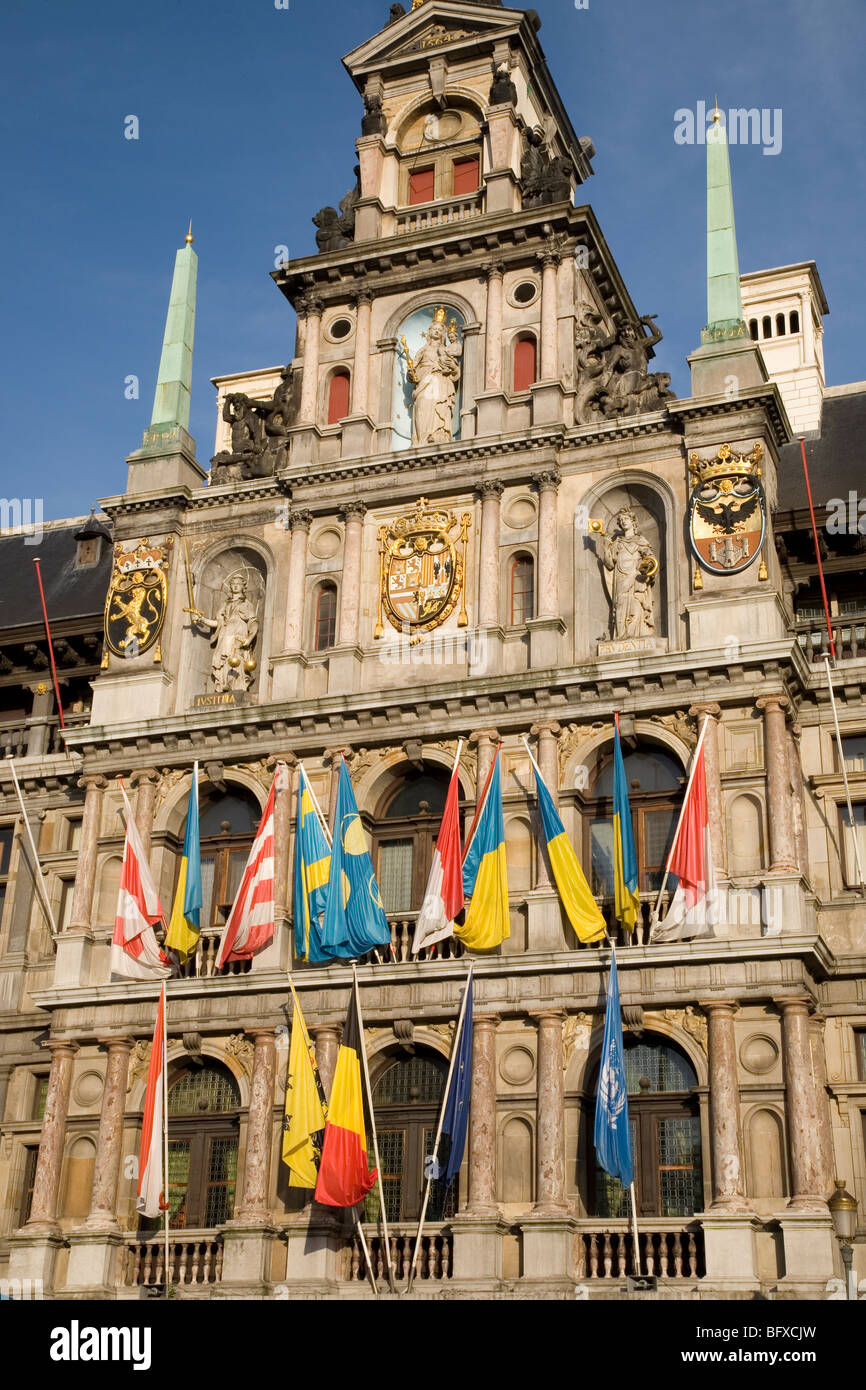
[61,1134,96,1220]
[393,94,484,153]
[499,1115,534,1205]
[353,749,474,819]
[745,1107,788,1199]
[390,303,467,450]
[94,854,122,929]
[505,813,533,896]
[727,793,766,875]
[181,544,270,705]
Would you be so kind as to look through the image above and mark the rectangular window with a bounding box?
[167,1139,192,1229]
[58,879,76,932]
[452,156,479,196]
[0,824,13,926]
[590,817,614,898]
[409,167,435,205]
[378,839,414,913]
[857,1031,866,1081]
[34,1075,49,1120]
[204,1137,238,1227]
[510,557,535,624]
[841,736,866,771]
[65,818,83,852]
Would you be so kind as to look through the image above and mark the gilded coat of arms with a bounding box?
[104,537,172,658]
[375,498,471,642]
[687,442,767,578]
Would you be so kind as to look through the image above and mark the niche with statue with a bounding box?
[186,547,267,705]
[583,484,668,656]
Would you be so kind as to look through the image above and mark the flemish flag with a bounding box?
[652,740,718,942]
[314,990,377,1207]
[282,996,327,1188]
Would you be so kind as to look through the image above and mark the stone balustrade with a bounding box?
[343,1225,453,1285]
[395,193,484,236]
[125,1235,224,1288]
[575,1224,704,1280]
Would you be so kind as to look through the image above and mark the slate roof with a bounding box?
[777,388,866,513]
[0,517,112,633]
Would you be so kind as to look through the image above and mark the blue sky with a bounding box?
[2,0,864,521]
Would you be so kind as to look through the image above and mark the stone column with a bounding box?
[68,775,106,931]
[298,296,323,425]
[25,1039,78,1233]
[131,768,160,857]
[689,703,726,876]
[86,1036,134,1230]
[701,1001,750,1211]
[312,1025,341,1098]
[484,262,505,391]
[476,480,503,629]
[268,756,296,923]
[284,511,312,653]
[533,470,560,621]
[26,681,55,756]
[352,291,373,415]
[470,729,500,807]
[779,998,828,1211]
[235,1030,277,1224]
[337,502,366,647]
[325,747,352,832]
[807,1012,834,1198]
[530,722,561,885]
[533,1010,568,1214]
[466,1014,499,1214]
[539,253,560,380]
[757,695,798,872]
[788,722,809,878]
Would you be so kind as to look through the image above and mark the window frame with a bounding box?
[19,1144,39,1226]
[512,334,538,394]
[366,1052,456,1223]
[313,582,338,652]
[509,552,536,626]
[326,368,351,426]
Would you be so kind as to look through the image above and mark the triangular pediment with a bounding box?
[343,2,525,78]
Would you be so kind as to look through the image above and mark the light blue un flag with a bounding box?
[593,947,634,1188]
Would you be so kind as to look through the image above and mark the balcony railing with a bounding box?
[342,1225,453,1285]
[575,1223,704,1280]
[795,612,866,663]
[0,710,90,759]
[395,192,484,236]
[124,1234,224,1288]
[176,931,251,979]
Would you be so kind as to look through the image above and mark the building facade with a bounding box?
[1,0,865,1299]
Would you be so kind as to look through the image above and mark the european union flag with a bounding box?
[594,948,634,1188]
[292,768,331,963]
[320,759,392,959]
[440,980,473,1183]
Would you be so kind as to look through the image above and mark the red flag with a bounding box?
[216,777,276,966]
[653,743,717,941]
[111,789,171,980]
[412,759,464,954]
[137,986,165,1219]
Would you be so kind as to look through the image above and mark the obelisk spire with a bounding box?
[148,226,198,435]
[702,102,747,344]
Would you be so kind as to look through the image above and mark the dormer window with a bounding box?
[74,510,112,569]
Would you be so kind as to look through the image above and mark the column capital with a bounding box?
[530,1007,566,1024]
[267,752,297,774]
[483,260,506,281]
[339,501,367,523]
[77,773,107,793]
[129,766,160,788]
[41,1038,80,1058]
[324,745,353,767]
[473,1013,500,1030]
[310,1022,341,1038]
[289,509,313,533]
[96,1034,135,1052]
[530,721,561,738]
[301,293,324,319]
[775,995,813,1016]
[469,728,500,746]
[532,468,561,494]
[689,701,721,721]
[475,479,504,501]
[537,250,561,270]
[248,1027,278,1045]
[756,693,790,715]
[354,288,374,307]
[698,998,739,1017]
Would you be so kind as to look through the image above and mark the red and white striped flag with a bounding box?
[412,752,464,954]
[216,776,277,966]
[652,741,718,941]
[137,984,166,1219]
[110,787,171,980]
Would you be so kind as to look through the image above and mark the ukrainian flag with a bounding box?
[612,719,640,933]
[165,762,202,965]
[292,768,331,963]
[531,754,607,943]
[458,751,509,951]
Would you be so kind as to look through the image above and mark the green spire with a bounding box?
[148,225,197,434]
[702,104,747,345]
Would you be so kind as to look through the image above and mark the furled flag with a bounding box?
[652,737,718,942]
[292,767,331,963]
[612,716,640,934]
[164,762,203,966]
[137,985,166,1219]
[412,753,464,954]
[529,749,606,944]
[458,750,509,951]
[282,994,328,1188]
[594,948,634,1190]
[314,988,378,1207]
[319,759,392,960]
[110,786,171,981]
[427,977,473,1184]
[216,773,278,967]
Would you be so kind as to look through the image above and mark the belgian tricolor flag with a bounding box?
[314,990,378,1207]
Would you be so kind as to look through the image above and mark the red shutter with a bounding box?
[513,337,537,392]
[452,157,479,196]
[409,168,435,205]
[327,371,350,424]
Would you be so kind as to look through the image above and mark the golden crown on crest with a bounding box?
[688,440,763,487]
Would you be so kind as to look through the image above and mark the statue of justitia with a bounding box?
[406,307,462,446]
[593,508,658,640]
[187,573,259,692]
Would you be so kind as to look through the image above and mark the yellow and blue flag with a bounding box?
[458,751,509,951]
[612,717,640,933]
[164,762,202,966]
[320,759,392,959]
[292,768,331,963]
[531,754,606,943]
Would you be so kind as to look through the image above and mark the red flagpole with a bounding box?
[33,558,65,729]
[799,438,836,662]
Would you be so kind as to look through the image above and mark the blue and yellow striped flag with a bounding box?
[530,751,606,943]
[458,750,509,951]
[292,767,331,963]
[164,762,202,965]
[612,718,640,933]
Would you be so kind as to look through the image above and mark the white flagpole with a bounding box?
[298,762,333,848]
[648,715,711,932]
[629,1181,642,1278]
[823,655,866,890]
[352,964,396,1294]
[407,960,473,1293]
[161,980,170,1299]
[6,756,59,940]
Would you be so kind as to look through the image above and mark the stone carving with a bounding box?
[362,92,388,136]
[104,538,172,659]
[520,128,572,206]
[127,1040,151,1093]
[312,167,361,253]
[590,509,659,640]
[401,308,463,445]
[388,3,405,22]
[649,1006,709,1055]
[226,758,273,790]
[574,311,675,423]
[187,570,261,693]
[226,1033,255,1075]
[562,1011,593,1068]
[654,710,698,750]
[210,367,297,484]
[489,65,517,106]
[429,739,477,783]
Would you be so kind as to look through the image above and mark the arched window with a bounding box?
[193,787,261,942]
[513,335,537,392]
[156,1063,241,1231]
[510,553,535,624]
[327,369,350,425]
[789,310,800,333]
[748,318,759,341]
[775,313,786,336]
[314,583,337,651]
[587,1035,702,1218]
[366,1051,456,1222]
[372,766,452,914]
[762,315,772,338]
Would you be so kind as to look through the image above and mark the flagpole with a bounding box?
[628,1181,642,1278]
[648,715,711,934]
[298,762,333,848]
[161,980,170,1299]
[407,960,473,1293]
[7,757,59,941]
[822,655,866,890]
[352,963,396,1294]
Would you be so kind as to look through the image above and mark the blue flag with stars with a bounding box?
[320,759,392,959]
[593,947,634,1188]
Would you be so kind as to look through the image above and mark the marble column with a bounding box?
[779,998,828,1211]
[689,703,726,876]
[325,747,352,832]
[470,729,500,807]
[539,253,560,380]
[533,470,560,621]
[808,1012,835,1198]
[131,768,160,857]
[788,722,809,878]
[26,682,55,756]
[268,756,296,922]
[25,1039,78,1233]
[466,1014,499,1214]
[235,1030,277,1224]
[530,722,561,885]
[701,1001,750,1212]
[352,291,373,415]
[484,262,505,391]
[284,511,312,653]
[312,1025,341,1098]
[338,502,366,647]
[476,480,503,629]
[298,296,323,425]
[533,1010,568,1214]
[86,1036,134,1230]
[68,775,106,931]
[757,695,798,872]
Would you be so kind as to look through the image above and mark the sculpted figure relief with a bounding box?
[402,308,463,446]
[574,311,675,422]
[187,572,260,692]
[592,508,658,641]
[210,367,297,484]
